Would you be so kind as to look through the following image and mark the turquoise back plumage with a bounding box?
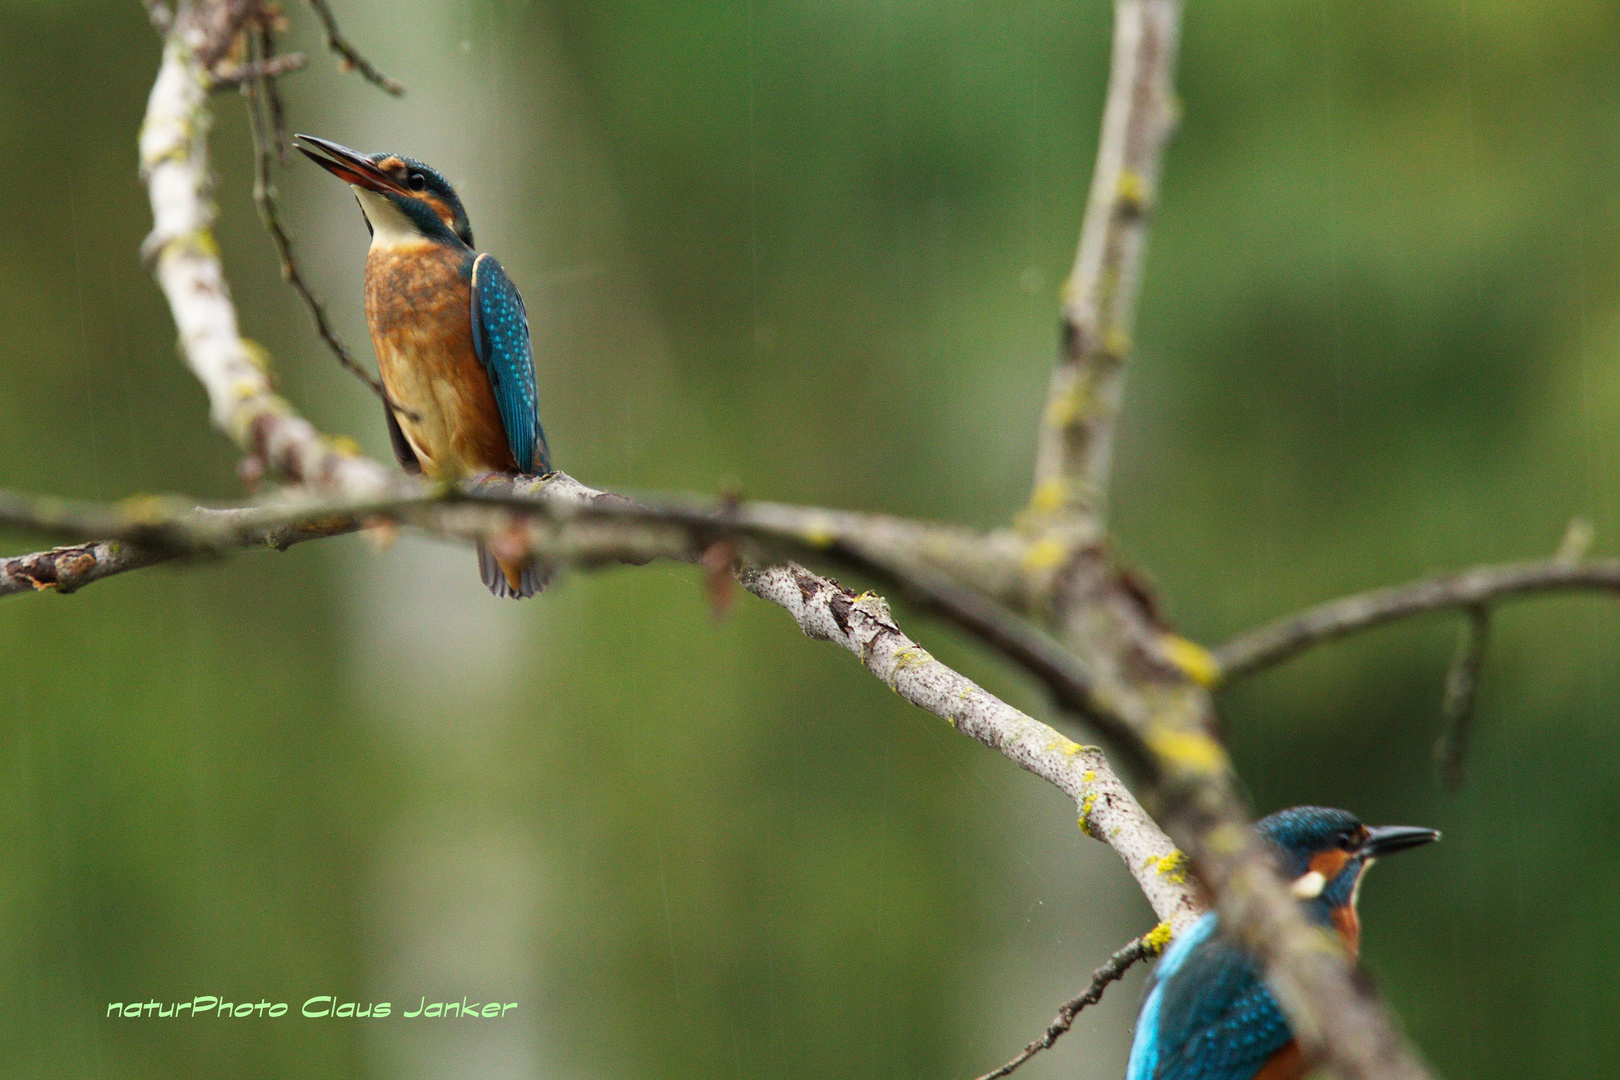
[469,252,549,474]
[1127,911,1292,1080]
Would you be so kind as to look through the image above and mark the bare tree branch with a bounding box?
[1039,558,1436,1080]
[0,487,367,560]
[1025,0,1180,550]
[3,541,170,596]
[0,479,1132,769]
[741,560,1202,926]
[0,478,1154,782]
[0,477,1044,608]
[255,22,291,159]
[1211,559,1620,684]
[305,0,404,95]
[0,515,356,596]
[0,476,1146,768]
[972,931,1162,1080]
[0,482,1204,930]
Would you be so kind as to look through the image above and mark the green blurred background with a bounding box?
[1,0,1616,1077]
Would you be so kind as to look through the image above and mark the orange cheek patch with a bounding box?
[422,193,457,230]
[1310,849,1352,881]
[1331,904,1362,959]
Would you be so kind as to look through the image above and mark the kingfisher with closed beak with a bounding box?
[296,134,550,598]
[1127,806,1439,1080]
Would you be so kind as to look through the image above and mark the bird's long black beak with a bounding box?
[294,134,406,196]
[1360,824,1441,859]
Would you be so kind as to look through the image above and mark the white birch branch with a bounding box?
[139,10,396,498]
[741,562,1200,930]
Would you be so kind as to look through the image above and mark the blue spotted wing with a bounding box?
[470,253,549,473]
[1131,913,1294,1080]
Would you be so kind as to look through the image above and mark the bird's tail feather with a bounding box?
[477,542,552,599]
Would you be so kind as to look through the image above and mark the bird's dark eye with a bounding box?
[408,172,427,192]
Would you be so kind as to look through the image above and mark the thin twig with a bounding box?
[306,0,404,95]
[242,31,417,421]
[1212,560,1620,684]
[209,52,307,89]
[142,12,398,495]
[972,934,1156,1080]
[264,63,290,162]
[251,19,291,160]
[0,520,357,596]
[1434,604,1490,789]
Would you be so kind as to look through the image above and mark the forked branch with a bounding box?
[1212,559,1620,683]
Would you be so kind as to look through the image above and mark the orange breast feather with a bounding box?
[364,243,514,478]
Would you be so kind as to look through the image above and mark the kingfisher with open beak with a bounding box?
[296,134,550,598]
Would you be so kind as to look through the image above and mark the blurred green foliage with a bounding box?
[1,1,1618,1077]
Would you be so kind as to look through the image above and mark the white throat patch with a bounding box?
[1290,870,1327,899]
[352,186,430,249]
